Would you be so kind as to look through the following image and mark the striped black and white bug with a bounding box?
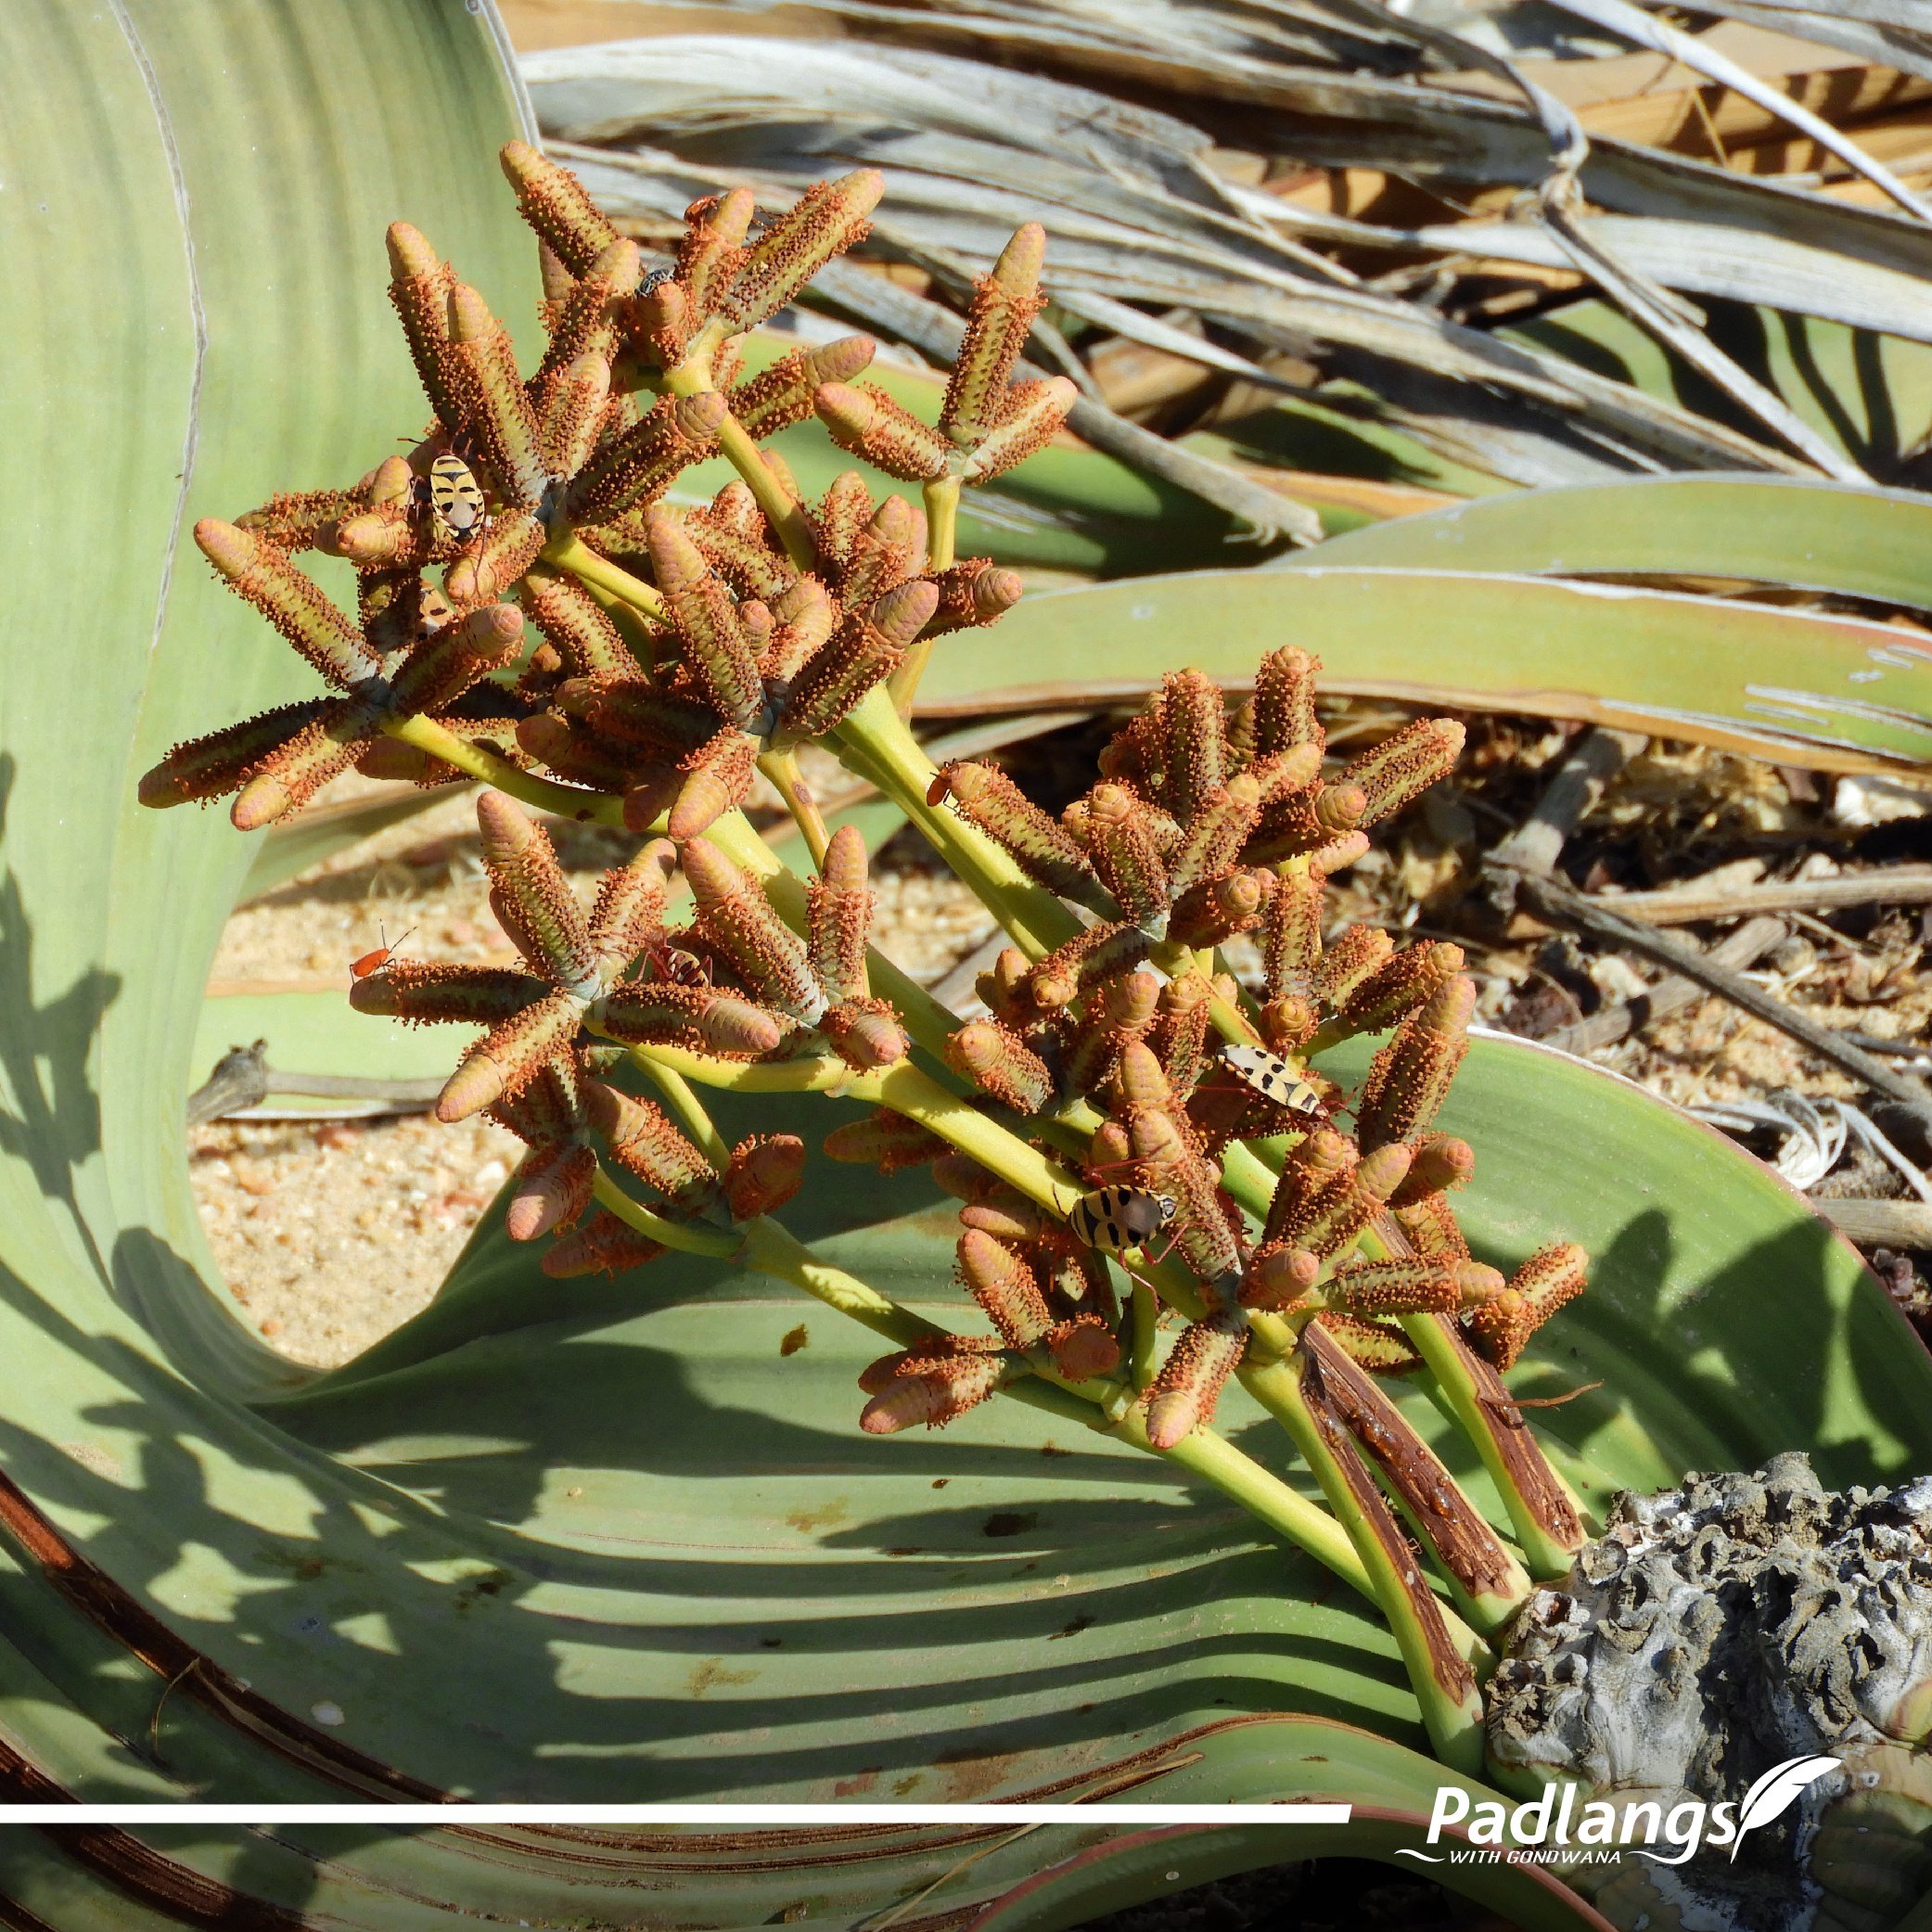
[1068,1185,1177,1255]
[426,452,488,544]
[1217,1043,1323,1116]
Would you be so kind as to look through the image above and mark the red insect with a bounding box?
[350,924,416,980]
[634,937,713,988]
[926,771,953,808]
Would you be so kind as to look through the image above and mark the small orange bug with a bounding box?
[926,771,953,808]
[350,924,416,980]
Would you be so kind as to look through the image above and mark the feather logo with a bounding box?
[1730,1754,1841,1859]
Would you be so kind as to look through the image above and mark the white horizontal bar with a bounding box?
[0,1803,1352,1827]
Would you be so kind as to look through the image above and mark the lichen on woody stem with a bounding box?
[143,141,1602,1783]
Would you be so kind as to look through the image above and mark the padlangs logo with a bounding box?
[1396,1755,1840,1869]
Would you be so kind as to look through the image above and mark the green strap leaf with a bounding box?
[1282,474,1932,612]
[916,563,1932,773]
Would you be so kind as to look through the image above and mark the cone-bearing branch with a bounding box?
[142,147,1594,1786]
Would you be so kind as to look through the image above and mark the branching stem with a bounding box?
[662,355,818,569]
[382,716,624,825]
[592,1169,737,1259]
[885,476,964,715]
[837,687,1081,960]
[758,748,833,870]
[1130,1281,1159,1391]
[923,475,961,574]
[545,532,667,622]
[743,1223,1373,1599]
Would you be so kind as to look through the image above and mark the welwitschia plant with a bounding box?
[142,149,1932,1926]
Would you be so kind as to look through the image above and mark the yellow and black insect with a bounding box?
[1068,1185,1177,1254]
[427,453,487,543]
[1219,1043,1322,1115]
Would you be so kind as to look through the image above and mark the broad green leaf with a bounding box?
[190,990,455,1101]
[960,1719,1617,1932]
[914,565,1932,774]
[247,1033,1929,1822]
[5,2,1928,1920]
[0,0,532,1392]
[1511,300,1932,480]
[13,1016,1866,1912]
[1285,473,1932,612]
[0,1734,1598,1932]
